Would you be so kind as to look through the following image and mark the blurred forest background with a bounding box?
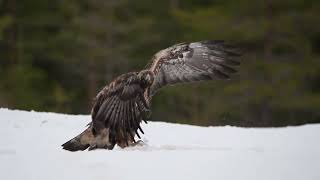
[0,0,320,127]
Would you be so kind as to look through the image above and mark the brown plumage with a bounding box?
[62,40,242,151]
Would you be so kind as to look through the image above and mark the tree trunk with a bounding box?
[260,0,275,124]
[5,0,18,65]
[264,0,274,62]
[169,0,179,10]
[87,59,98,109]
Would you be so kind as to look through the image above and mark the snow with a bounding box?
[0,108,319,180]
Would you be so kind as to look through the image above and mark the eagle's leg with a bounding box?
[117,133,135,148]
[88,128,115,150]
[116,131,146,148]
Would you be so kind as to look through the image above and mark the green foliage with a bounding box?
[1,65,49,110]
[0,0,319,126]
[0,15,12,40]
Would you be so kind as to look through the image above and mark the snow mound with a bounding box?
[0,108,319,180]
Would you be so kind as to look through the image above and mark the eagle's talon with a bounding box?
[130,140,145,147]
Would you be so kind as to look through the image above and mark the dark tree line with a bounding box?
[0,0,319,127]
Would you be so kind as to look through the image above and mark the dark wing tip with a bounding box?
[201,40,243,57]
[211,69,231,80]
[218,63,238,74]
[199,40,242,79]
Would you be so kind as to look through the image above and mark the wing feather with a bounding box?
[131,100,142,138]
[92,96,115,132]
[103,96,117,120]
[109,98,120,140]
[117,101,125,141]
[123,101,134,142]
[136,96,148,124]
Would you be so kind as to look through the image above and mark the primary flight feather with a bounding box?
[62,40,242,151]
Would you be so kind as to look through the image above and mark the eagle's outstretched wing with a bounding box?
[147,40,241,96]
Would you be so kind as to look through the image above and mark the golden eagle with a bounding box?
[62,40,241,151]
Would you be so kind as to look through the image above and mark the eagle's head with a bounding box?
[138,70,154,88]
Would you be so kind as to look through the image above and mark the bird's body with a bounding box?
[62,40,241,151]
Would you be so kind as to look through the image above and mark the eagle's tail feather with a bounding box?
[61,127,93,151]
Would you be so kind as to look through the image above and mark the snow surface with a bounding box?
[0,108,319,180]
